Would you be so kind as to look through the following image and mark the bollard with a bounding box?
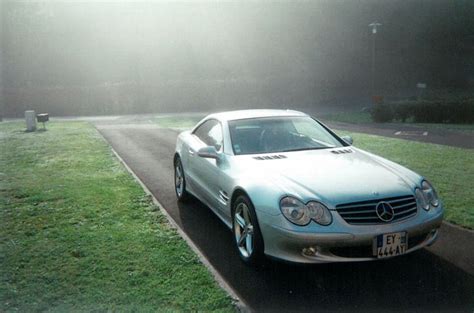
[25,110,37,132]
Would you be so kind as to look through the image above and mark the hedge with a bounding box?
[371,98,474,123]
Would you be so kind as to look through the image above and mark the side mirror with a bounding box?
[341,135,353,145]
[197,146,221,160]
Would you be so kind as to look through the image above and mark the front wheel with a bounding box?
[174,157,190,201]
[232,195,264,265]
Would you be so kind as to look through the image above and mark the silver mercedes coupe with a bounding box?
[173,110,443,264]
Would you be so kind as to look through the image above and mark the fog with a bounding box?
[1,0,473,117]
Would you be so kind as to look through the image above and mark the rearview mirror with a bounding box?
[197,146,221,160]
[341,135,353,145]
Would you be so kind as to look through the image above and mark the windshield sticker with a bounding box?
[234,144,241,153]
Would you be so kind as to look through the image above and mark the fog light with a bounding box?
[427,229,439,246]
[302,246,317,257]
[429,228,439,238]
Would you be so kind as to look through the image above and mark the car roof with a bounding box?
[206,109,308,122]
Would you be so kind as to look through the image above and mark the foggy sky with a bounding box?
[1,0,473,116]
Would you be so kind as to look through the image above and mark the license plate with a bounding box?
[373,232,408,259]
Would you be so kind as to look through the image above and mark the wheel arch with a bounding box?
[230,187,250,212]
[173,152,180,163]
[230,186,266,262]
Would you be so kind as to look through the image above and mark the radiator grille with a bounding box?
[336,195,417,225]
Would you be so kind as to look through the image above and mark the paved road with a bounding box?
[96,124,474,312]
[321,121,474,149]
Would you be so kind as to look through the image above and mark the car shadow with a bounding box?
[176,198,474,312]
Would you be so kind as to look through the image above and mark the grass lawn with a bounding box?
[0,122,234,312]
[154,115,474,229]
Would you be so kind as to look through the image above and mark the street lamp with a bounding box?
[369,21,382,102]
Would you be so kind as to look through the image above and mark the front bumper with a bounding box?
[258,206,444,263]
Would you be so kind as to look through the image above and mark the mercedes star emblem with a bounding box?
[376,201,395,222]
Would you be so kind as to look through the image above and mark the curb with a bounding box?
[104,139,250,312]
[427,221,474,275]
[443,220,474,234]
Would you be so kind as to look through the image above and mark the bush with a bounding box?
[388,98,474,124]
[448,98,474,123]
[371,104,394,123]
[392,103,412,122]
[412,100,447,123]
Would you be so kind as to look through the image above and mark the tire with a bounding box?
[232,194,264,265]
[174,156,190,201]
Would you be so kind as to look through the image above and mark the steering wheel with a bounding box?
[259,128,288,152]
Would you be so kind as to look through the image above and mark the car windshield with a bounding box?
[228,116,345,155]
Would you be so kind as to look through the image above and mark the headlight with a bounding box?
[280,197,311,226]
[416,180,439,211]
[422,180,439,207]
[307,201,332,225]
[415,188,429,211]
[280,197,332,226]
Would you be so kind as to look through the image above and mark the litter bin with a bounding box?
[37,113,49,130]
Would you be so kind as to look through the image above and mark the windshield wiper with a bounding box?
[281,146,335,152]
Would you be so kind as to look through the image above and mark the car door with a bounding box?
[187,119,224,210]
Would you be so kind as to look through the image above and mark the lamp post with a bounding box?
[369,22,382,101]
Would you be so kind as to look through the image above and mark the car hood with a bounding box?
[235,148,417,207]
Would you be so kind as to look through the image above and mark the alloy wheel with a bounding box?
[175,161,184,198]
[234,202,254,258]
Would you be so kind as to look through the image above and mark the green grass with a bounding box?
[335,131,474,229]
[0,122,234,312]
[321,111,474,133]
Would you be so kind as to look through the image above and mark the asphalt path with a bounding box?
[96,124,474,312]
[322,121,474,149]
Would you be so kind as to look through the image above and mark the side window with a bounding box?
[207,123,223,151]
[193,120,223,151]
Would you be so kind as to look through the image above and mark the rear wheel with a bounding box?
[174,157,190,201]
[232,195,264,265]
